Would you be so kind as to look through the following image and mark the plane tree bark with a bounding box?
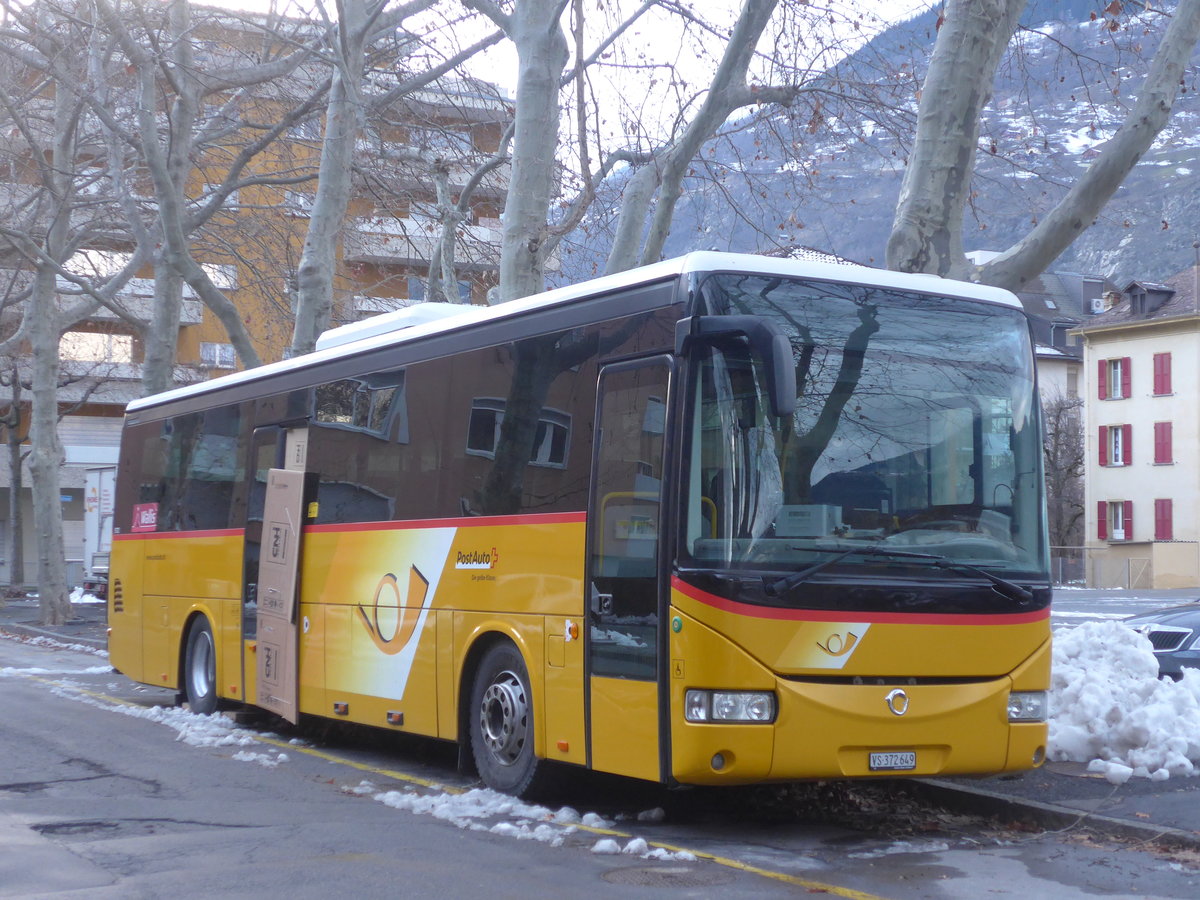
[888,0,1200,289]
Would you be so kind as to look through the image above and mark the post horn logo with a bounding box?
[885,688,910,717]
[816,631,860,658]
[356,567,429,655]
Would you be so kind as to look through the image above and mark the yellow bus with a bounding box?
[108,252,1050,796]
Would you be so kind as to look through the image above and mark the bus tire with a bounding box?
[469,641,546,797]
[183,618,219,715]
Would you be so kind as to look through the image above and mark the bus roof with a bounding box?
[126,251,1021,414]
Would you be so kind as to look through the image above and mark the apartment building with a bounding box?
[0,9,511,584]
[1076,271,1200,588]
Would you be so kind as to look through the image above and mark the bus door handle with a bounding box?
[590,584,613,617]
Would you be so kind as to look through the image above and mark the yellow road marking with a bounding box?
[22,672,890,899]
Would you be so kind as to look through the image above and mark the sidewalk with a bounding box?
[2,595,1199,848]
[919,762,1200,849]
[0,595,109,651]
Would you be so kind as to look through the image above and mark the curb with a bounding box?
[0,622,108,652]
[913,778,1200,850]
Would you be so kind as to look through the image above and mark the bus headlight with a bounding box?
[685,690,776,723]
[1007,691,1047,723]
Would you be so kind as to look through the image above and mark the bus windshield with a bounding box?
[681,273,1047,590]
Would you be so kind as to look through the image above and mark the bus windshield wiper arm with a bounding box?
[763,545,1035,605]
[764,545,885,597]
[868,548,1036,605]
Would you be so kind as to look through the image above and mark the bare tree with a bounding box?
[0,0,154,623]
[92,0,336,387]
[1043,388,1085,549]
[888,0,1200,288]
[288,0,502,353]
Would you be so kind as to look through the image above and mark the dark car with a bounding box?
[1125,603,1200,680]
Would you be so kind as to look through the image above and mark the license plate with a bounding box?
[869,751,916,771]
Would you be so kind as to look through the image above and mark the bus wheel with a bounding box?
[184,619,219,715]
[469,642,544,797]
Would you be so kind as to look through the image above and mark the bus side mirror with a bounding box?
[676,315,797,419]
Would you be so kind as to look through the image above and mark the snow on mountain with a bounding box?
[560,1,1200,285]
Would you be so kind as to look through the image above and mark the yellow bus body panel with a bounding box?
[107,538,144,680]
[294,517,586,757]
[589,676,660,781]
[669,585,1050,785]
[109,532,242,693]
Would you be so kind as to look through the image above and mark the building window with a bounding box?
[1153,352,1172,395]
[201,263,238,291]
[1154,421,1173,465]
[284,190,314,217]
[60,332,134,363]
[287,118,322,141]
[1155,499,1174,541]
[408,276,471,304]
[314,373,405,438]
[199,342,236,369]
[1098,424,1131,466]
[530,410,570,467]
[1066,369,1079,398]
[1098,500,1133,541]
[466,399,570,467]
[1098,357,1131,400]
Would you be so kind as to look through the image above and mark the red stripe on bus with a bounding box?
[304,511,587,533]
[671,576,1050,626]
[113,528,243,541]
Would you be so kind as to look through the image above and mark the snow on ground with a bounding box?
[369,781,694,859]
[1050,621,1200,783]
[69,587,105,605]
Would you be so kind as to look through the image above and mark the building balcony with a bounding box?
[57,276,204,325]
[342,216,501,269]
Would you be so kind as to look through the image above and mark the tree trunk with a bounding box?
[493,0,568,303]
[142,263,185,395]
[886,0,1025,279]
[604,0,781,275]
[4,369,24,589]
[978,0,1200,290]
[29,263,70,626]
[290,0,372,355]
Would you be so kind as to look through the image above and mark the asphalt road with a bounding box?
[1051,587,1200,629]
[4,630,1200,899]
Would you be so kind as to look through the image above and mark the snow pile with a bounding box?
[0,663,111,678]
[372,783,692,859]
[69,586,105,605]
[1050,621,1200,782]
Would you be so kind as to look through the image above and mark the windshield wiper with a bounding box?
[763,544,1036,605]
[764,545,886,597]
[873,548,1037,605]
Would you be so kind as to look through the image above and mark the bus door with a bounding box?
[586,357,672,782]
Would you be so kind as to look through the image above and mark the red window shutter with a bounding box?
[1123,500,1133,541]
[1099,425,1109,466]
[1097,501,1108,540]
[1163,353,1172,394]
[1097,359,1108,400]
[1122,424,1132,465]
[1155,499,1174,541]
[1121,357,1132,398]
[1153,353,1166,394]
[1155,422,1173,464]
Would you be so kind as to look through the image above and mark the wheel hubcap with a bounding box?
[190,632,214,700]
[479,669,528,766]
